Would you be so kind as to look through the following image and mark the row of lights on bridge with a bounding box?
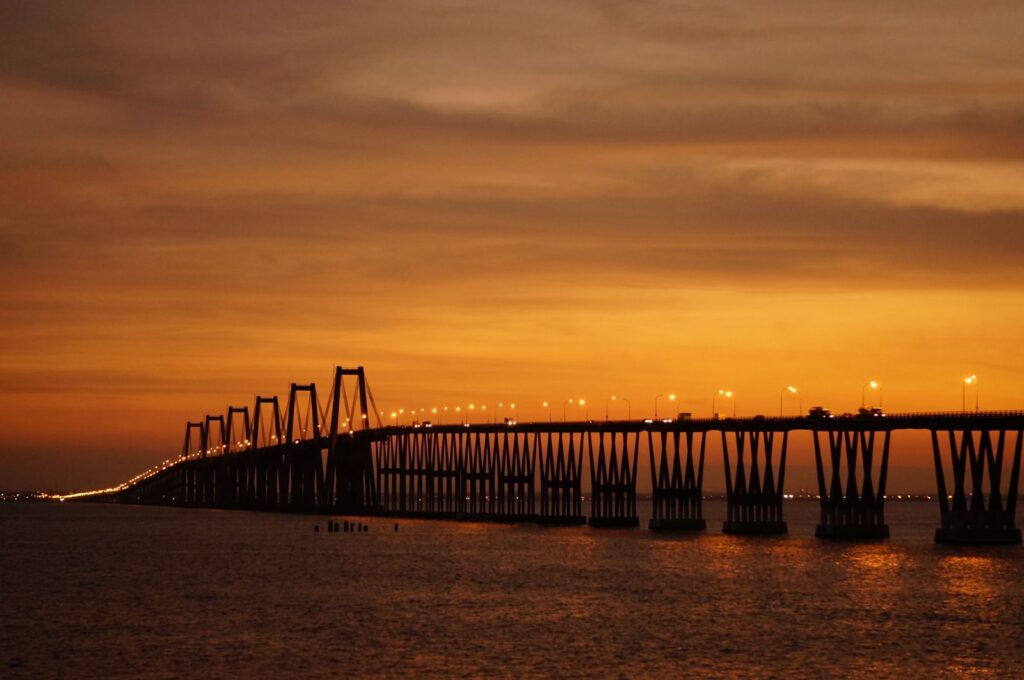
[380,376,983,425]
[169,375,985,449]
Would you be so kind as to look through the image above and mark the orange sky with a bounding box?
[2,1,1023,491]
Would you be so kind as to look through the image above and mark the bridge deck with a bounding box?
[365,411,1024,438]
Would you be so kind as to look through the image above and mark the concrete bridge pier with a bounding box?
[322,366,378,514]
[181,421,205,506]
[931,428,1022,544]
[332,433,376,514]
[235,453,253,508]
[812,430,890,539]
[459,431,497,521]
[722,431,788,534]
[588,432,640,528]
[257,447,282,509]
[180,462,192,505]
[648,431,707,531]
[537,432,586,525]
[377,432,408,516]
[283,383,325,511]
[494,432,537,522]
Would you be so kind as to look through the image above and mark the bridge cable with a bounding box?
[301,395,311,440]
[317,379,335,436]
[339,378,351,429]
[347,385,358,429]
[340,378,357,430]
[365,381,384,428]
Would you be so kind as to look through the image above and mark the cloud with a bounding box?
[2,0,1024,488]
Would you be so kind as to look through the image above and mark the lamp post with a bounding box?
[580,398,588,420]
[862,381,880,409]
[604,396,631,420]
[780,386,801,417]
[654,393,676,419]
[713,389,734,418]
[455,405,463,424]
[543,401,551,422]
[963,375,978,412]
[563,399,572,422]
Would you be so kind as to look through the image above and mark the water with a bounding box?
[2,501,1023,678]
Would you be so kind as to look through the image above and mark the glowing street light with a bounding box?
[455,405,463,424]
[963,375,978,412]
[468,404,476,423]
[862,381,881,409]
[579,398,588,420]
[713,389,734,418]
[563,399,573,422]
[780,386,801,417]
[654,393,676,419]
[606,395,632,420]
[542,401,551,422]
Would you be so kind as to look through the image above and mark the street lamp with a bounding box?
[862,381,881,409]
[543,401,551,422]
[606,396,631,420]
[579,398,588,420]
[455,405,463,424]
[654,393,676,419]
[780,386,801,417]
[563,399,573,422]
[963,375,978,412]
[468,404,476,423]
[713,389,734,418]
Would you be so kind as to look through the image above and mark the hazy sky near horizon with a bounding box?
[2,1,1024,490]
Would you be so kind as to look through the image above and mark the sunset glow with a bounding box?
[2,2,1023,491]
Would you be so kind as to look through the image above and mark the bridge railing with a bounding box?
[878,410,1024,420]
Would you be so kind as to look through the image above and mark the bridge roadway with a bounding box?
[115,412,1022,545]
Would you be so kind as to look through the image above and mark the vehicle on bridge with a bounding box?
[858,407,885,418]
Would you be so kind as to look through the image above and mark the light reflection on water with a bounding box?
[2,501,1022,678]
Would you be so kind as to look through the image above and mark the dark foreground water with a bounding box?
[2,501,1023,678]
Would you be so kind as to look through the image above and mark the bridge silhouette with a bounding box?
[101,366,1023,545]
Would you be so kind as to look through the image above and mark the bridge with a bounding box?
[91,366,1023,545]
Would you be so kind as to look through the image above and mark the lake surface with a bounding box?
[2,500,1023,678]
